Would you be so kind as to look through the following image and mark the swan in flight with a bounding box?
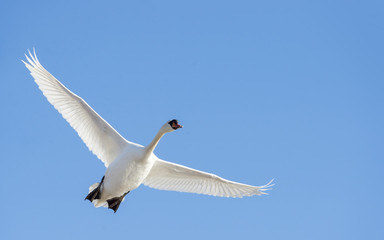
[23,51,273,212]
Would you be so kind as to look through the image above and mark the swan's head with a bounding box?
[147,119,183,151]
[159,119,183,134]
[168,119,183,131]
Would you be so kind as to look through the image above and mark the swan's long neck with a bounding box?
[145,128,167,154]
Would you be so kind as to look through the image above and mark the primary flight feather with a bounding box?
[23,50,273,212]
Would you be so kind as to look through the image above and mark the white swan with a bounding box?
[23,51,273,212]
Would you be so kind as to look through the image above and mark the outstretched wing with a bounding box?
[23,50,131,167]
[143,159,273,198]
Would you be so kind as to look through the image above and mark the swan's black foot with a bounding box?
[107,191,130,213]
[85,176,105,202]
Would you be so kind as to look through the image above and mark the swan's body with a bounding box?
[94,144,151,208]
[23,51,273,212]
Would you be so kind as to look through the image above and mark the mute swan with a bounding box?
[23,51,273,212]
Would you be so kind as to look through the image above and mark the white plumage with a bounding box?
[23,50,273,212]
[144,160,273,198]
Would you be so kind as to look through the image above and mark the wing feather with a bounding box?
[143,159,273,198]
[23,50,131,167]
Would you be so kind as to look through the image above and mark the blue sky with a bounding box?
[1,0,383,239]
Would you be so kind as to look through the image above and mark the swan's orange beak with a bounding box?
[172,122,183,129]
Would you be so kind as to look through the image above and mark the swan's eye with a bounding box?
[168,119,183,130]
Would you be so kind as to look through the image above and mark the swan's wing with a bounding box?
[143,159,273,198]
[23,51,131,168]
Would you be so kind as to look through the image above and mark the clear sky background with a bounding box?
[1,0,383,239]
